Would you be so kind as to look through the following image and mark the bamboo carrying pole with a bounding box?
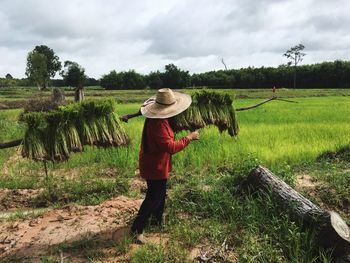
[119,95,291,122]
[0,139,22,149]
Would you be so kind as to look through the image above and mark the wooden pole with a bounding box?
[0,139,22,149]
[235,97,277,111]
[120,96,293,122]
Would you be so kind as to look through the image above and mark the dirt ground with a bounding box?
[1,173,339,262]
[296,174,350,218]
[0,196,142,261]
[0,176,214,262]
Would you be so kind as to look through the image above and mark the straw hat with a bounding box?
[141,88,192,119]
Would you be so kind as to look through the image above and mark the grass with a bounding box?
[0,208,49,221]
[295,159,350,219]
[0,109,24,170]
[0,88,349,262]
[130,242,190,263]
[164,165,334,262]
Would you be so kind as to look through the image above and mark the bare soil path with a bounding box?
[0,196,142,260]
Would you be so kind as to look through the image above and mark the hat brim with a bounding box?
[141,92,192,119]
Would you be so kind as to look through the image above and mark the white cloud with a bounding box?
[0,0,350,78]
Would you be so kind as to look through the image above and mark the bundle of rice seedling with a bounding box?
[169,90,239,136]
[21,112,46,160]
[21,100,129,162]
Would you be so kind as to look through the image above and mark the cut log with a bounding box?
[244,165,350,261]
[0,139,22,149]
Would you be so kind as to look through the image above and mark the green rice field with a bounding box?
[0,87,350,262]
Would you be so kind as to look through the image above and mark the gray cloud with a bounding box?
[0,0,350,78]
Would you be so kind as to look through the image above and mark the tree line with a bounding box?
[1,45,350,92]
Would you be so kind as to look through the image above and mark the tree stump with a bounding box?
[244,165,350,261]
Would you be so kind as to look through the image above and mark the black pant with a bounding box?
[131,179,167,234]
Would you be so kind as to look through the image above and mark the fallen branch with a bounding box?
[0,139,22,149]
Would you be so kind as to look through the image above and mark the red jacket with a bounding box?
[139,118,190,180]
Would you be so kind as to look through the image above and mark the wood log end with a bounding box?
[330,211,350,243]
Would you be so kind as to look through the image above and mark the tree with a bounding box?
[283,44,306,89]
[146,71,163,89]
[34,45,61,78]
[25,51,48,90]
[5,73,13,79]
[60,61,86,102]
[100,70,145,90]
[163,64,190,89]
[26,45,61,90]
[120,70,146,89]
[100,70,123,90]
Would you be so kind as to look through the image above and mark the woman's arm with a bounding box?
[155,121,199,154]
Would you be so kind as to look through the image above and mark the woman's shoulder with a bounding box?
[148,118,169,126]
[148,118,171,132]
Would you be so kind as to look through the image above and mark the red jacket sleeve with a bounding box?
[154,120,190,154]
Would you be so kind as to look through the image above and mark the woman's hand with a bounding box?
[186,131,200,141]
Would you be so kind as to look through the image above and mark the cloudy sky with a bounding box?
[1,0,349,78]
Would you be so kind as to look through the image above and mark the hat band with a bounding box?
[155,100,176,106]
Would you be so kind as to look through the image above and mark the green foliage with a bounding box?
[5,73,13,79]
[100,70,122,89]
[60,61,86,89]
[163,63,191,89]
[100,70,145,90]
[191,60,350,89]
[0,109,24,174]
[25,51,48,89]
[131,243,166,263]
[284,43,306,89]
[130,242,190,263]
[33,45,62,78]
[98,60,350,90]
[284,43,306,67]
[146,71,163,89]
[170,90,239,136]
[25,45,61,89]
[21,100,129,162]
[121,70,146,89]
[34,176,128,206]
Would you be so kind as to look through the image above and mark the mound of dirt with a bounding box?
[0,188,45,211]
[129,177,147,194]
[317,145,350,162]
[296,175,318,194]
[0,100,28,110]
[0,196,142,260]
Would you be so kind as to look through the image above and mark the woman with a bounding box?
[130,88,199,242]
